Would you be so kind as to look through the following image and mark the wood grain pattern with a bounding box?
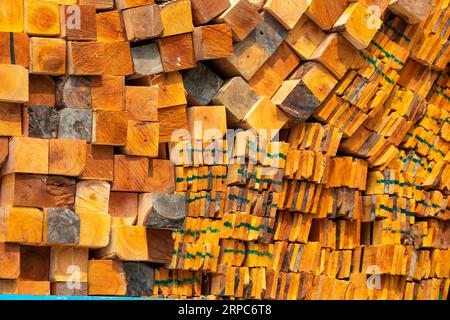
[148,72,187,109]
[248,42,300,98]
[78,211,110,247]
[46,176,77,208]
[158,33,196,72]
[103,42,134,76]
[306,0,348,31]
[158,105,188,143]
[160,0,193,37]
[125,86,158,121]
[244,96,289,135]
[27,75,56,107]
[2,137,49,175]
[17,280,50,295]
[51,282,88,296]
[264,0,311,30]
[114,0,154,10]
[0,242,20,279]
[79,0,114,10]
[145,159,176,193]
[187,106,227,140]
[332,2,381,50]
[93,110,128,146]
[212,12,286,81]
[0,103,22,136]
[286,15,326,59]
[193,24,232,62]
[215,0,262,41]
[0,173,75,210]
[122,4,163,41]
[0,207,43,244]
[0,138,7,167]
[109,192,138,226]
[49,139,87,176]
[112,155,150,192]
[310,33,358,79]
[91,76,124,111]
[0,0,24,32]
[96,10,126,43]
[0,64,29,103]
[75,180,111,216]
[30,37,66,75]
[191,0,230,25]
[146,228,173,263]
[123,121,159,157]
[97,224,149,261]
[19,246,49,281]
[25,0,60,36]
[0,32,28,67]
[88,259,126,296]
[80,144,114,181]
[68,41,105,75]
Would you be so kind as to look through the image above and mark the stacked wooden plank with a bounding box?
[0,0,449,300]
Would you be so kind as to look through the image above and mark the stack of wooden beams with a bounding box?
[0,0,449,300]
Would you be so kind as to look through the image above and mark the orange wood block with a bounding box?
[125,86,158,121]
[91,76,125,111]
[158,33,196,72]
[96,10,126,43]
[68,41,105,75]
[88,259,126,296]
[123,121,159,157]
[80,144,114,181]
[193,24,233,61]
[2,137,49,175]
[49,139,87,176]
[103,42,134,76]
[92,110,128,146]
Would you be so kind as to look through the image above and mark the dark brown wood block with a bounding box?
[26,75,55,107]
[19,246,50,281]
[146,228,173,264]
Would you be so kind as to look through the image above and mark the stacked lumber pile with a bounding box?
[0,0,449,300]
